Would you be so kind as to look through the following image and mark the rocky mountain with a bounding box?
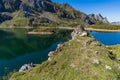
[111,22,120,25]
[0,0,109,27]
[88,14,109,24]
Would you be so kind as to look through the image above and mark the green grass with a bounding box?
[11,16,28,27]
[8,36,120,80]
[89,24,120,30]
[107,45,120,58]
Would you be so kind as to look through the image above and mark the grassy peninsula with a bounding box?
[8,33,120,80]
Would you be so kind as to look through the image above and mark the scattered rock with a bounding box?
[84,39,92,46]
[117,64,120,70]
[93,59,100,64]
[95,51,99,55]
[70,63,76,68]
[117,58,120,61]
[113,78,117,80]
[105,65,112,70]
[19,63,36,72]
[108,50,116,60]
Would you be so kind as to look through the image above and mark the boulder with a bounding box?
[19,63,36,72]
[93,59,99,64]
[105,65,112,70]
[48,51,55,57]
[80,31,88,37]
[55,44,64,53]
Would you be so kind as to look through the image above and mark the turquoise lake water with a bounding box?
[89,31,120,46]
[0,29,72,78]
[1,29,120,79]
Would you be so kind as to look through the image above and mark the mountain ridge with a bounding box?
[0,0,109,27]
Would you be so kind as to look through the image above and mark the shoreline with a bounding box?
[85,28,120,32]
[27,27,120,35]
[1,26,120,33]
[27,31,54,35]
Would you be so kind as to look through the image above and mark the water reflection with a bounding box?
[0,28,72,77]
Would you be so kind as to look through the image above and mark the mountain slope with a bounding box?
[9,29,120,80]
[0,0,109,27]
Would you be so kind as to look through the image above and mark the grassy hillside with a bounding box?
[9,35,120,80]
[107,45,120,58]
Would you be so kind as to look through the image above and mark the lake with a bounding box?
[89,31,120,46]
[0,28,72,78]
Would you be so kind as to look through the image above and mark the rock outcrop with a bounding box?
[48,44,64,61]
[19,63,36,72]
[71,25,88,39]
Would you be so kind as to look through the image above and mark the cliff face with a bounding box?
[0,0,109,26]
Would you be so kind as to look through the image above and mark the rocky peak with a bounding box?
[88,13,109,24]
[111,22,120,25]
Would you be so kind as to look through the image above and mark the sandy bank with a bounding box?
[27,32,54,35]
